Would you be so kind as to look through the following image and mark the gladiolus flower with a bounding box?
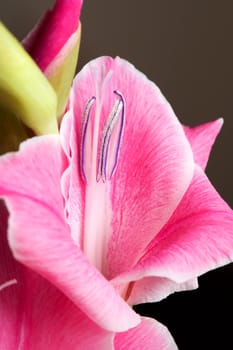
[0,56,233,349]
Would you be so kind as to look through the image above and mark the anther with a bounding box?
[98,90,125,182]
[80,96,96,183]
[80,91,125,184]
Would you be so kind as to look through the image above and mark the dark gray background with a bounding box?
[1,1,233,349]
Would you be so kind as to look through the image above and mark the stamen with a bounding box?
[81,92,125,273]
[0,279,17,292]
[98,90,125,182]
[80,96,96,183]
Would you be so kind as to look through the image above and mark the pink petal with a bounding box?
[183,118,223,170]
[121,119,221,304]
[0,136,139,332]
[0,201,24,348]
[23,0,83,71]
[127,277,198,305]
[0,203,114,349]
[1,277,114,350]
[60,110,85,246]
[20,279,114,350]
[114,317,178,350]
[68,56,194,278]
[114,166,233,292]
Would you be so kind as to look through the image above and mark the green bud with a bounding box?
[0,22,58,135]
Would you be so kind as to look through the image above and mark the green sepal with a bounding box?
[45,26,81,120]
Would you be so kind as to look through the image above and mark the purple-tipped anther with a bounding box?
[98,90,125,182]
[80,96,96,183]
[80,91,125,184]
